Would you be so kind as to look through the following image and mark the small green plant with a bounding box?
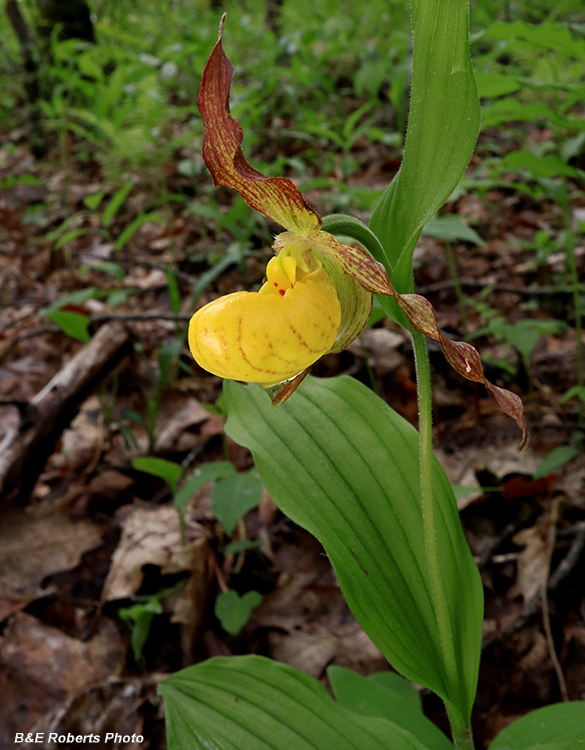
[131,456,264,636]
[102,338,184,451]
[214,589,263,636]
[119,581,186,667]
[533,442,581,480]
[468,299,568,411]
[46,182,164,256]
[474,19,585,419]
[421,215,487,334]
[41,181,165,340]
[173,460,263,537]
[158,6,585,750]
[38,32,190,182]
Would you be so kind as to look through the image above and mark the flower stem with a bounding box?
[449,721,475,750]
[412,331,454,676]
[321,213,392,273]
[411,330,475,750]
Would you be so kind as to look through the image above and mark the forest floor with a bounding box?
[1,108,584,750]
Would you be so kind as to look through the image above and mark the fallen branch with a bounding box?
[0,321,132,502]
[91,312,192,323]
[3,313,192,357]
[417,278,585,297]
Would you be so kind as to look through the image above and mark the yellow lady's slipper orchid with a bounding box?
[190,16,390,398]
[191,17,527,447]
[189,240,341,385]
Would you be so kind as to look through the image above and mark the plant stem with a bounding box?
[559,176,584,423]
[411,330,475,750]
[449,721,475,750]
[444,240,468,336]
[412,331,454,676]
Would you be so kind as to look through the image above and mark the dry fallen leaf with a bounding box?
[347,328,404,374]
[0,612,123,743]
[255,530,385,677]
[510,522,551,602]
[0,612,123,696]
[154,397,211,453]
[86,469,135,501]
[102,504,211,601]
[58,394,104,472]
[123,267,166,289]
[435,443,545,510]
[0,503,104,598]
[41,679,148,750]
[555,453,585,508]
[518,630,549,672]
[268,622,384,678]
[103,504,214,663]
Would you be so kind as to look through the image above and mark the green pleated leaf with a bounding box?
[369,0,481,293]
[328,666,453,750]
[224,376,483,727]
[488,702,585,750]
[368,671,423,711]
[160,655,431,750]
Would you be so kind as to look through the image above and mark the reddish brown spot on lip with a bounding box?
[279,289,285,296]
[273,282,278,287]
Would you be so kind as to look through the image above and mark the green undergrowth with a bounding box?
[1,0,584,418]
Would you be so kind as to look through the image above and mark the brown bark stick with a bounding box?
[0,322,132,502]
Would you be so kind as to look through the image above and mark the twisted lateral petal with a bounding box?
[188,267,341,386]
[198,17,320,234]
[314,231,393,294]
[301,226,527,447]
[394,292,528,449]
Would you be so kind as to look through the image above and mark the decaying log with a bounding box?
[0,322,132,502]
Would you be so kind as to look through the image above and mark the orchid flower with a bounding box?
[190,18,527,447]
[189,17,390,402]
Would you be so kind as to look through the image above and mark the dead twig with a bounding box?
[91,312,192,323]
[417,278,585,297]
[541,499,569,701]
[549,522,585,590]
[482,519,585,654]
[2,313,192,358]
[477,519,525,571]
[0,321,133,502]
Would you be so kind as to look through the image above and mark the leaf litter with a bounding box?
[1,23,585,750]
